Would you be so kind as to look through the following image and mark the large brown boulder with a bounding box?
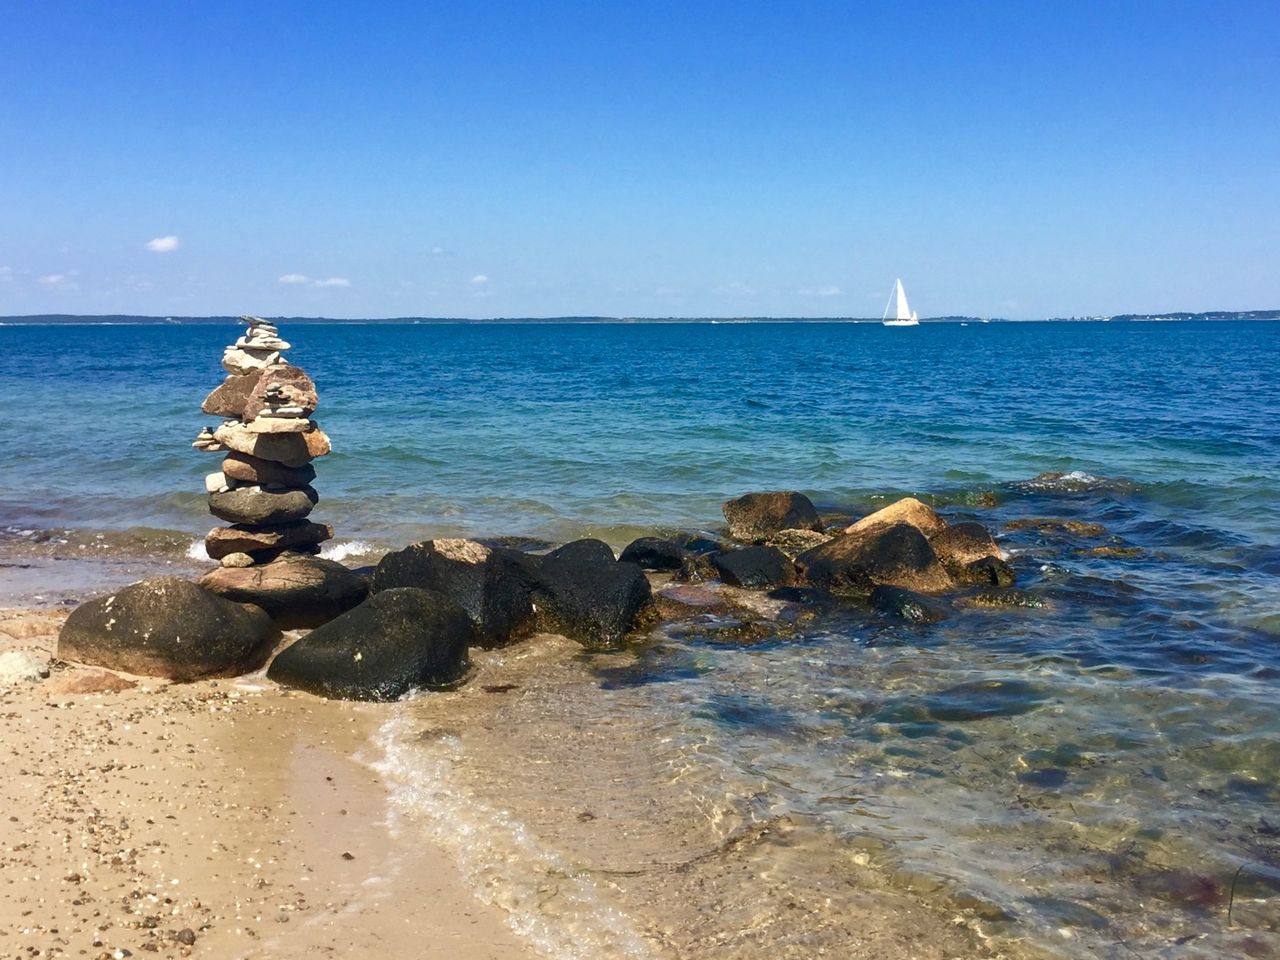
[212,422,331,468]
[266,588,470,701]
[929,521,1002,568]
[199,556,368,629]
[204,521,333,560]
[723,492,823,542]
[202,370,264,418]
[795,522,953,595]
[845,497,946,538]
[57,577,275,680]
[221,451,317,487]
[243,365,319,420]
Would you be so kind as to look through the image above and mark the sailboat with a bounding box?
[881,279,919,326]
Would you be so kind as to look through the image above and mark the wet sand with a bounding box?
[0,608,536,960]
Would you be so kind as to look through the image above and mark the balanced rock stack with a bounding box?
[193,316,333,567]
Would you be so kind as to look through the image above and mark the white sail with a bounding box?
[894,279,912,321]
[882,278,920,326]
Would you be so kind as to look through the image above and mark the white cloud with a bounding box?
[38,273,69,286]
[469,274,488,285]
[145,235,180,253]
[278,273,310,285]
[800,285,842,297]
[314,277,350,288]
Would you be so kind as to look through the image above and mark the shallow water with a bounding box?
[2,319,1278,955]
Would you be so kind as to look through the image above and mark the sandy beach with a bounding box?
[0,608,537,960]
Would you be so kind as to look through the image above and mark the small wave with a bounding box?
[319,539,375,562]
[1010,470,1140,494]
[186,538,210,561]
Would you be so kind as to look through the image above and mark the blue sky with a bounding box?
[2,1,1277,318]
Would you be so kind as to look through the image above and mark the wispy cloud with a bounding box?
[38,273,70,286]
[469,274,489,285]
[800,285,842,297]
[314,277,350,288]
[145,235,180,253]
[278,273,310,285]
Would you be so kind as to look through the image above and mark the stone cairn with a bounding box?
[192,316,333,568]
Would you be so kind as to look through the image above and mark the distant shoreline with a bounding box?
[1,311,1278,326]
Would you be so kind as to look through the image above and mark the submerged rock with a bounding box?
[58,577,275,680]
[795,522,953,595]
[869,585,948,623]
[1005,517,1108,538]
[710,546,795,589]
[529,539,653,650]
[929,521,1002,568]
[956,588,1050,610]
[845,497,946,539]
[371,539,537,648]
[267,587,470,701]
[619,536,688,571]
[954,555,1017,587]
[722,491,823,542]
[208,485,318,525]
[198,556,368,628]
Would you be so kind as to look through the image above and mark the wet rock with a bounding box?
[845,497,946,538]
[956,588,1050,610]
[766,585,840,606]
[212,422,331,468]
[1005,517,1107,538]
[529,539,653,650]
[58,577,275,680]
[795,522,953,595]
[202,370,264,418]
[371,539,537,648]
[205,520,333,560]
[709,546,795,589]
[954,555,1017,587]
[765,527,832,558]
[221,451,317,487]
[722,491,823,542]
[199,556,368,629]
[267,588,470,701]
[1081,544,1144,558]
[869,585,948,623]
[243,365,318,420]
[921,679,1047,721]
[208,485,318,525]
[674,551,719,583]
[619,536,687,571]
[929,521,1001,568]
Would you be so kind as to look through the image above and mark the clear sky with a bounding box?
[2,1,1277,319]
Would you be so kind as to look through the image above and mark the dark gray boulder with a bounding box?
[208,485,318,525]
[529,539,653,650]
[869,585,948,623]
[619,536,687,571]
[198,556,368,629]
[710,546,795,589]
[267,588,470,701]
[722,491,823,542]
[57,577,275,680]
[371,539,537,648]
[955,555,1017,587]
[795,522,953,595]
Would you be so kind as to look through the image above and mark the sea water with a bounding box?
[2,319,1278,956]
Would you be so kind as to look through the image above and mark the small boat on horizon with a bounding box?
[882,279,919,326]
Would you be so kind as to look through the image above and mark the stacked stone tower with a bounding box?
[193,316,333,567]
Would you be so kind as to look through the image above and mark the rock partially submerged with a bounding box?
[795,521,953,595]
[845,496,946,539]
[57,577,275,680]
[710,546,795,590]
[199,556,368,629]
[723,491,823,542]
[930,521,1003,568]
[869,585,948,623]
[619,536,687,571]
[267,587,470,700]
[529,539,653,650]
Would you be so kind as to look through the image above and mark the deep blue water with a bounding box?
[2,319,1279,956]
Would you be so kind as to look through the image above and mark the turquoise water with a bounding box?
[2,319,1279,956]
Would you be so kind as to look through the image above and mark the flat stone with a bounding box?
[205,520,333,560]
[236,335,291,351]
[204,471,229,493]
[201,369,264,418]
[222,346,281,375]
[243,366,319,420]
[245,415,313,434]
[213,421,331,467]
[221,452,317,486]
[199,556,369,629]
[845,497,947,539]
[209,485,318,525]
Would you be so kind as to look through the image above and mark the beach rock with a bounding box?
[674,551,719,583]
[267,588,470,701]
[45,670,138,695]
[619,536,687,571]
[0,650,51,687]
[955,555,1017,587]
[529,539,653,650]
[205,520,333,560]
[710,546,795,589]
[245,415,313,434]
[243,366,318,420]
[765,527,832,558]
[221,346,280,375]
[220,552,255,568]
[199,556,368,629]
[956,588,1049,610]
[208,485,318,525]
[845,497,946,539]
[371,539,538,648]
[191,427,225,452]
[723,491,823,542]
[57,577,275,680]
[1005,517,1108,538]
[767,585,840,606]
[202,370,264,418]
[795,522,953,595]
[869,585,948,623]
[213,422,331,468]
[930,521,1002,568]
[221,451,317,487]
